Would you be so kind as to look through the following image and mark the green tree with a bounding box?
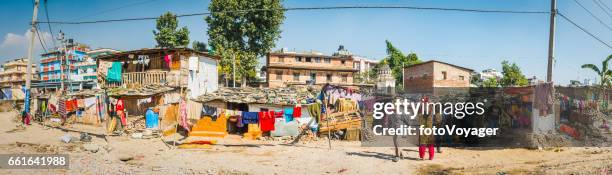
[384,40,421,86]
[483,77,499,87]
[500,60,528,87]
[153,12,190,48]
[192,41,208,52]
[581,55,612,87]
[206,0,284,86]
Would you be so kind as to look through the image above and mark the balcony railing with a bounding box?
[104,71,168,88]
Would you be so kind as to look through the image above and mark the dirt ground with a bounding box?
[0,111,610,175]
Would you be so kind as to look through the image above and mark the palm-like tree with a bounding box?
[581,55,612,87]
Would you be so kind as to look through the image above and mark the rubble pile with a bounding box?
[195,86,319,105]
[527,133,571,148]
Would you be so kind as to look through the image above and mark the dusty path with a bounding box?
[0,111,610,175]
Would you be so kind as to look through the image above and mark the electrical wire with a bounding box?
[572,0,612,32]
[593,0,612,19]
[38,6,549,25]
[597,0,612,15]
[557,12,612,50]
[70,0,158,21]
[34,26,49,53]
[43,0,56,48]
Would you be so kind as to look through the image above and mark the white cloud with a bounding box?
[0,30,53,62]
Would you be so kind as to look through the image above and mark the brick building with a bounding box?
[266,49,358,88]
[403,60,473,93]
[0,58,37,88]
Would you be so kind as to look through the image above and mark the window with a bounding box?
[326,74,332,82]
[459,76,465,81]
[296,56,302,62]
[310,73,316,82]
[278,56,285,62]
[306,57,312,62]
[442,71,447,80]
[324,57,331,63]
[276,71,283,80]
[293,73,300,81]
[341,60,346,65]
[315,57,321,63]
[341,74,348,82]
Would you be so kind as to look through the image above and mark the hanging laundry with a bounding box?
[293,104,302,118]
[145,108,159,129]
[106,62,122,82]
[273,110,284,118]
[241,112,259,125]
[307,103,322,123]
[164,54,173,68]
[116,99,127,126]
[259,111,275,132]
[283,108,294,122]
[179,100,191,131]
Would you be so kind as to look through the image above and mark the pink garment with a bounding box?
[419,144,435,160]
[164,54,173,68]
[179,100,190,131]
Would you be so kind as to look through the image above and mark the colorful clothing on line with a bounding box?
[283,108,294,122]
[259,111,275,132]
[241,112,259,125]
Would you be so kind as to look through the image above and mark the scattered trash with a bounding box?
[131,133,143,139]
[80,133,92,142]
[60,134,76,143]
[83,143,99,153]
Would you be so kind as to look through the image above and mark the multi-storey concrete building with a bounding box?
[0,58,37,88]
[266,48,358,88]
[39,41,118,90]
[403,60,473,93]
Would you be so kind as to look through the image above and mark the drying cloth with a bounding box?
[178,100,191,131]
[283,108,294,122]
[293,105,302,118]
[241,112,259,125]
[164,55,173,68]
[115,99,125,111]
[106,62,122,82]
[274,110,284,118]
[145,108,159,129]
[307,103,322,123]
[259,111,275,132]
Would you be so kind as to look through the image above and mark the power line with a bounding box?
[34,26,49,53]
[557,12,612,50]
[71,0,158,21]
[597,0,612,14]
[38,6,549,25]
[43,0,56,48]
[572,0,612,32]
[593,0,612,19]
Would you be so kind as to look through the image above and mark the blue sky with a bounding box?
[1,0,611,85]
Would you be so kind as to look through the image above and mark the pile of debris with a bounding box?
[195,86,319,105]
[527,133,572,148]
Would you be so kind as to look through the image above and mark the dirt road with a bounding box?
[0,111,610,174]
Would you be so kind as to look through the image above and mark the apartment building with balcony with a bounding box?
[0,58,37,88]
[266,47,358,88]
[38,43,89,90]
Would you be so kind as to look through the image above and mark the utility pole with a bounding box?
[546,0,556,83]
[58,31,65,91]
[25,0,39,114]
[232,53,236,88]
